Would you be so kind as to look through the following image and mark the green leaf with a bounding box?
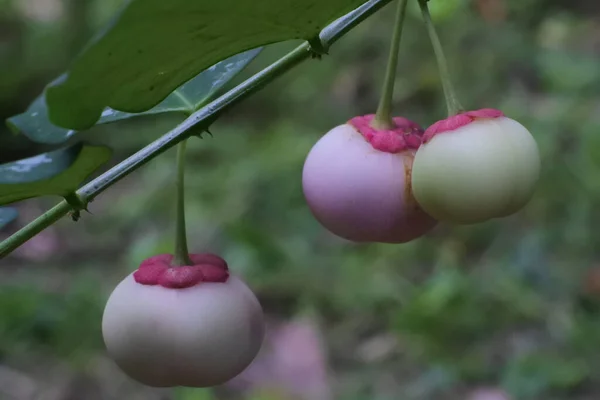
[0,208,18,230]
[0,144,112,205]
[45,0,369,130]
[8,48,262,144]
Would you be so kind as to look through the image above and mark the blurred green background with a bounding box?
[1,0,600,399]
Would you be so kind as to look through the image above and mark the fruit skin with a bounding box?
[302,114,438,243]
[102,254,265,388]
[411,109,540,224]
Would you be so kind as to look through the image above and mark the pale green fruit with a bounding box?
[411,117,540,224]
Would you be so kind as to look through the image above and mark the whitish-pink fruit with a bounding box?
[102,253,265,388]
[411,108,540,224]
[302,114,438,243]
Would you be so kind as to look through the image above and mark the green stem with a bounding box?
[172,140,192,266]
[418,0,462,116]
[0,201,71,255]
[63,192,86,210]
[371,0,409,130]
[0,0,394,259]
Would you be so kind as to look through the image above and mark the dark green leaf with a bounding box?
[45,0,368,130]
[0,208,18,230]
[0,144,112,205]
[8,48,262,144]
[0,147,79,184]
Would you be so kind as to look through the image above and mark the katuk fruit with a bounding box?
[102,253,265,388]
[302,114,438,243]
[411,109,540,224]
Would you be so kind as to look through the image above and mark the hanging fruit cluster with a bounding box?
[101,0,540,390]
[303,0,540,243]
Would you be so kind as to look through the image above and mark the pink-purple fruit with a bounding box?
[302,114,438,243]
[102,253,265,388]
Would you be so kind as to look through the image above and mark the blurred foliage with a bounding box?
[1,0,600,399]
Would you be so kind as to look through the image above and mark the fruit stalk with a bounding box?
[372,0,410,130]
[418,0,462,116]
[173,140,192,266]
[0,0,395,259]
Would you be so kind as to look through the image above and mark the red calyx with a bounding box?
[422,108,504,142]
[349,114,424,153]
[133,253,230,288]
